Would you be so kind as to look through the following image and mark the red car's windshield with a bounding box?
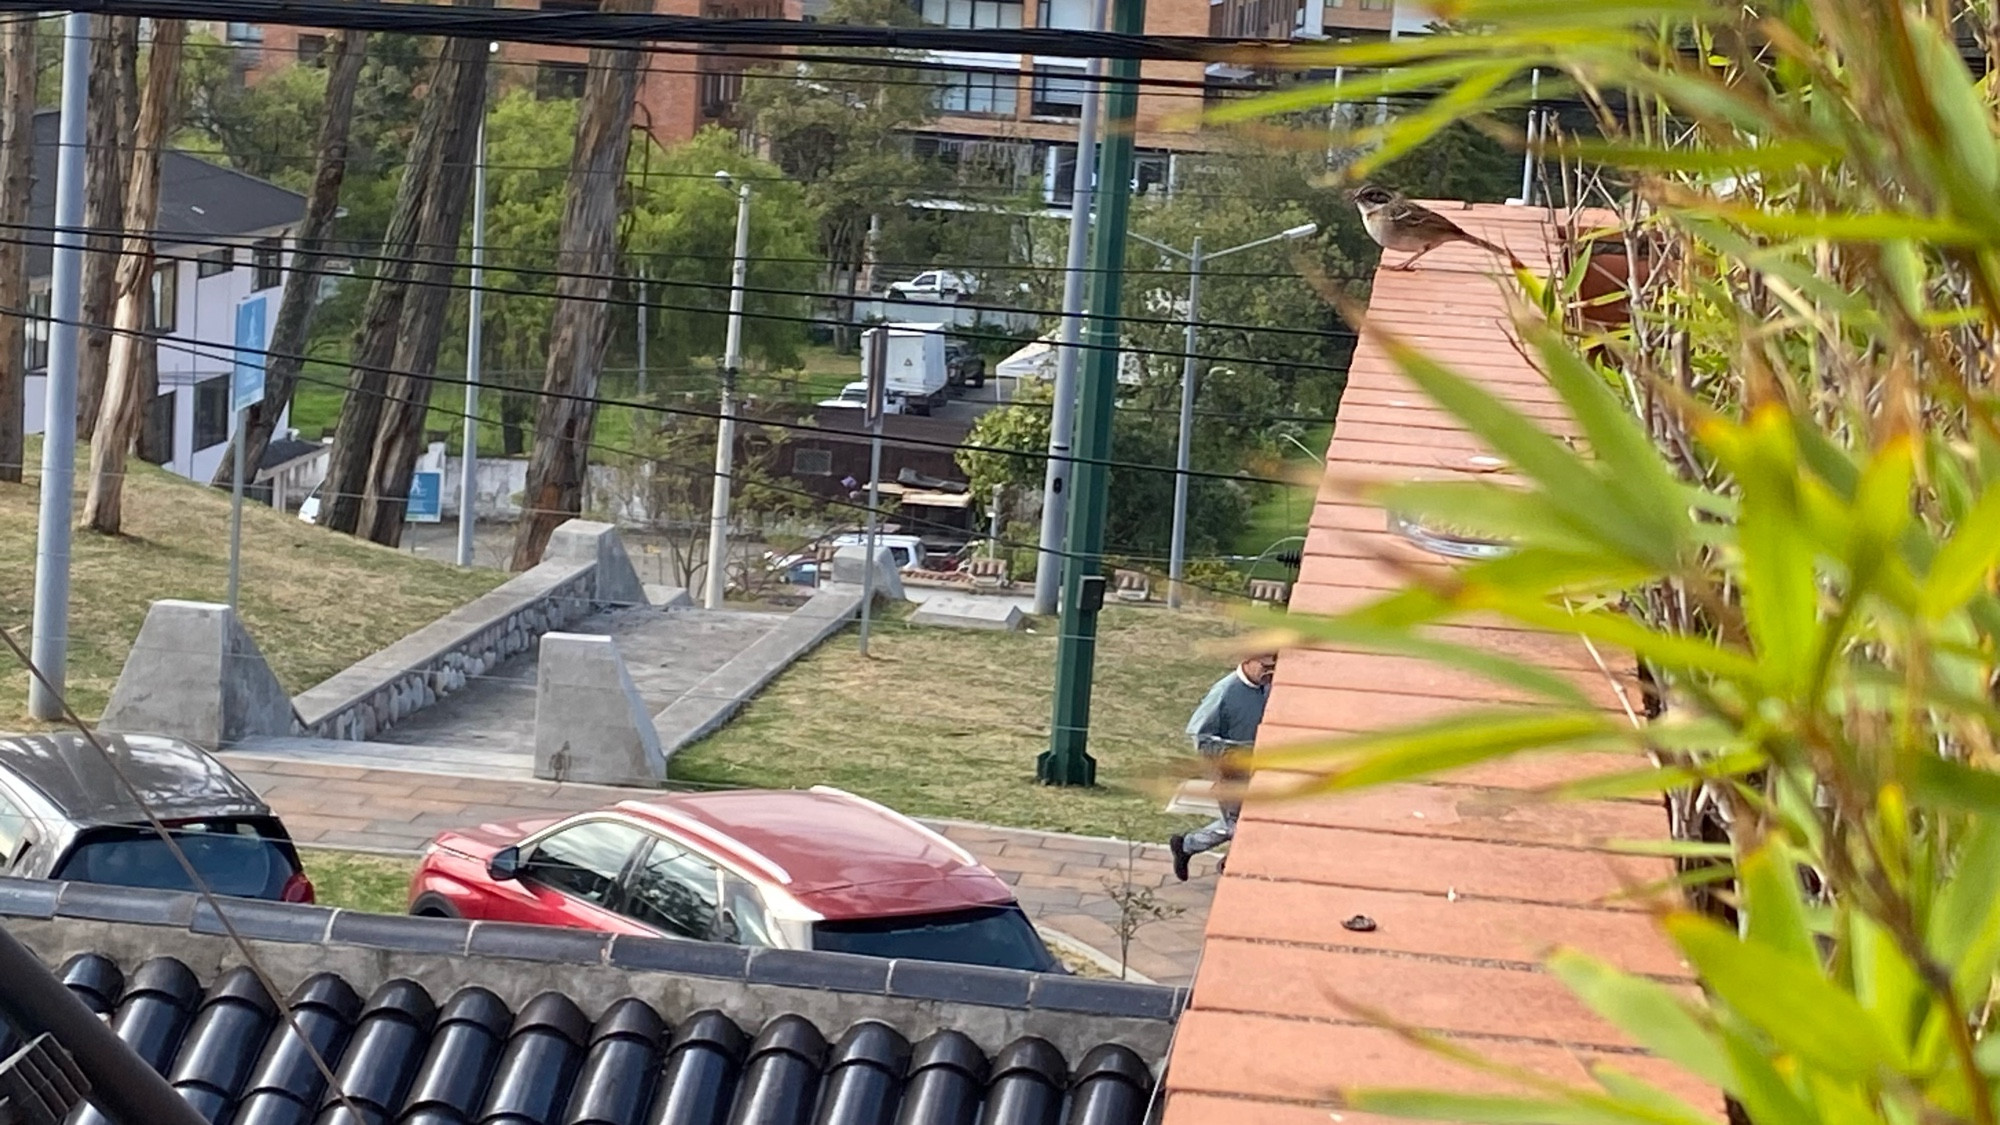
[812,905,1056,972]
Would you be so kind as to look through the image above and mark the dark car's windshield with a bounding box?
[54,818,300,900]
[812,905,1056,972]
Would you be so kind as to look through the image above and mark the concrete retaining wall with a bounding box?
[290,520,647,743]
[293,562,597,741]
[655,589,864,761]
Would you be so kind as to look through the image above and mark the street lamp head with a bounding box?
[1282,222,1319,240]
[714,170,734,185]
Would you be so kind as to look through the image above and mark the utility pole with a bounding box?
[1516,68,1540,205]
[636,268,648,397]
[1137,222,1315,609]
[704,175,751,609]
[29,14,90,720]
[457,116,487,568]
[1039,0,1143,787]
[1032,0,1109,618]
[1167,237,1200,610]
[858,326,886,656]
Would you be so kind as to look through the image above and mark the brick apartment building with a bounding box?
[216,0,1426,203]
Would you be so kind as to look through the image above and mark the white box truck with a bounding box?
[861,322,950,416]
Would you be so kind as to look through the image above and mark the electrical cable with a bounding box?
[16,300,1316,491]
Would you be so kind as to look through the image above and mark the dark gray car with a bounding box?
[0,732,312,902]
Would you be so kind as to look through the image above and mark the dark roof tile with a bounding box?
[194,897,337,944]
[746,946,889,993]
[1031,975,1184,1022]
[328,909,470,955]
[604,932,746,979]
[55,881,197,927]
[889,958,1033,1008]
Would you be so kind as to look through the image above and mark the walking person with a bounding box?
[1169,651,1276,881]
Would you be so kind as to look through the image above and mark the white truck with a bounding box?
[860,322,951,416]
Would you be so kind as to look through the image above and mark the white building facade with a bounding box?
[18,110,306,486]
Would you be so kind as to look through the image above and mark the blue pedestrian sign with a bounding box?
[232,295,270,413]
[408,470,444,523]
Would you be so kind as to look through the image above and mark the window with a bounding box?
[523,820,649,906]
[621,841,723,939]
[23,289,48,371]
[251,238,283,291]
[148,262,177,333]
[1034,0,1087,27]
[1357,0,1389,8]
[721,876,775,947]
[225,21,263,43]
[1030,66,1087,117]
[296,34,328,65]
[917,0,1022,26]
[540,0,602,9]
[0,791,27,869]
[197,247,234,278]
[53,818,302,900]
[140,392,174,466]
[936,69,1018,116]
[535,62,588,100]
[193,376,231,450]
[791,448,833,476]
[813,905,1056,971]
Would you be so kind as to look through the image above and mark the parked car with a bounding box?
[884,270,973,300]
[408,786,1060,972]
[0,732,314,902]
[944,340,986,389]
[815,380,909,415]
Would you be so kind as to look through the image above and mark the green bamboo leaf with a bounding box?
[1381,338,1674,568]
[1721,408,1820,691]
[1252,711,1623,791]
[1349,1089,1665,1125]
[1537,765,1698,802]
[1552,137,1838,175]
[1667,912,1907,1078]
[1680,201,1981,245]
[1377,480,1591,551]
[1926,815,2000,1005]
[1492,600,1765,683]
[1908,18,1999,195]
[1202,57,1504,123]
[1350,70,1523,178]
[1918,481,2000,620]
[1271,618,1595,706]
[1738,845,1817,966]
[1717,1024,1818,1125]
[1528,325,1689,551]
[1548,951,1732,1090]
[1602,838,1734,858]
[1847,911,1926,1048]
[1586,1067,1722,1125]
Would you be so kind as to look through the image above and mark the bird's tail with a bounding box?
[1470,233,1527,272]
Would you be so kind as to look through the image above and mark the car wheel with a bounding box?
[410,895,460,919]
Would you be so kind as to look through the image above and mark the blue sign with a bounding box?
[407,470,444,523]
[232,295,270,413]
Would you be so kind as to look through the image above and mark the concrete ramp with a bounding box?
[909,594,1024,631]
[654,589,865,763]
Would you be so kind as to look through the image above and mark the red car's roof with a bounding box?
[613,788,1014,920]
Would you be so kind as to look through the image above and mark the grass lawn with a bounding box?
[674,606,1250,842]
[301,848,414,914]
[0,441,506,723]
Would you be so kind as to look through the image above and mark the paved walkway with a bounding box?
[223,754,1215,986]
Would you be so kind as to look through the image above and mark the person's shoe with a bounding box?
[1216,855,1227,875]
[1168,834,1191,882]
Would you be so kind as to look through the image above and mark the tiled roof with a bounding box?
[1161,204,1718,1122]
[0,878,1178,1125]
[27,110,307,280]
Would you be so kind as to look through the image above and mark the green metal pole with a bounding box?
[1039,3,1144,787]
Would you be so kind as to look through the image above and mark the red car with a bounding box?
[407,786,1059,972]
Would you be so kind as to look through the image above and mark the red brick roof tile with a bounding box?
[1160,204,1717,1124]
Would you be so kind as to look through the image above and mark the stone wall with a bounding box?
[294,563,598,741]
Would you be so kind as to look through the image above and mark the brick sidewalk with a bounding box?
[224,755,1216,986]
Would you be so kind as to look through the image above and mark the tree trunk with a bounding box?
[321,8,485,536]
[509,17,646,570]
[354,33,489,546]
[82,19,184,534]
[75,15,135,439]
[211,30,368,489]
[0,13,32,484]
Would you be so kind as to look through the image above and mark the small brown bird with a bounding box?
[1349,184,1521,271]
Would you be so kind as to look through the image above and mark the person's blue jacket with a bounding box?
[1186,669,1268,753]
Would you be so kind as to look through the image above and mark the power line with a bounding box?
[17,300,1316,490]
[0,221,1364,374]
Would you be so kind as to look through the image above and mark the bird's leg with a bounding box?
[1395,243,1439,271]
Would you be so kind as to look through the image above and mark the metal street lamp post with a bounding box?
[704,172,752,610]
[1131,221,1318,609]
